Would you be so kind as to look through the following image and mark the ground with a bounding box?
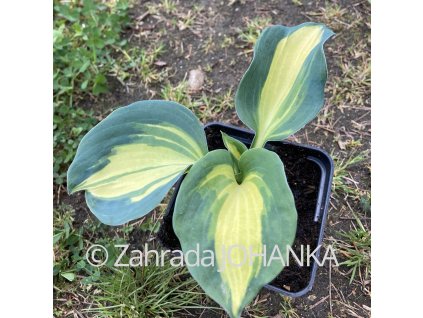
[53,0,371,317]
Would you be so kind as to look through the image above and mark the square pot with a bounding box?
[158,122,334,297]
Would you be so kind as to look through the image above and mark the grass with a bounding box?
[326,35,371,113]
[161,80,191,106]
[161,80,234,121]
[53,0,169,185]
[176,10,196,31]
[332,151,368,199]
[291,0,303,6]
[337,46,371,109]
[221,34,235,49]
[360,191,371,214]
[85,262,206,317]
[53,204,83,282]
[316,3,348,32]
[313,0,370,141]
[53,0,131,185]
[279,296,300,318]
[238,17,272,48]
[53,0,130,101]
[53,105,97,184]
[337,217,371,284]
[54,203,204,317]
[241,294,272,318]
[113,43,166,86]
[161,0,177,15]
[202,34,216,54]
[53,204,109,285]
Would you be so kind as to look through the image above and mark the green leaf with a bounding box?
[79,60,90,73]
[221,131,247,183]
[53,26,64,43]
[92,73,108,95]
[61,272,76,282]
[53,232,63,245]
[173,148,297,318]
[67,101,208,225]
[235,23,334,148]
[80,79,89,90]
[221,132,248,161]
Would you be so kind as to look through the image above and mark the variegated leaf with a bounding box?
[221,131,248,182]
[173,149,297,318]
[236,23,334,148]
[67,100,208,225]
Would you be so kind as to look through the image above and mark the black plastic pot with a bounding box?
[158,122,334,297]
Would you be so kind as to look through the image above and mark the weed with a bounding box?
[345,139,363,149]
[242,294,272,318]
[53,0,130,101]
[53,204,123,285]
[113,44,166,86]
[337,217,371,284]
[161,0,177,15]
[85,260,206,317]
[195,88,235,121]
[337,50,371,109]
[177,10,196,31]
[291,0,303,6]
[140,217,161,233]
[53,105,96,184]
[316,1,370,113]
[161,80,234,121]
[221,34,235,49]
[202,34,216,54]
[53,198,203,315]
[53,204,85,282]
[238,17,272,47]
[279,296,300,318]
[323,4,347,29]
[215,87,235,111]
[146,2,160,15]
[332,151,368,199]
[53,0,132,185]
[360,191,371,214]
[192,4,205,14]
[204,63,213,73]
[161,81,191,106]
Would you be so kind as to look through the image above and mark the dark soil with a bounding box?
[159,124,324,294]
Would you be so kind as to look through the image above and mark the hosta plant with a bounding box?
[67,23,333,318]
